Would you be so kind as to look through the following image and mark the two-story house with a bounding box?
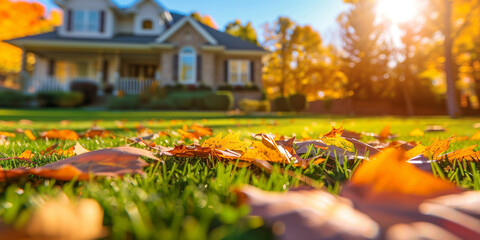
[7,0,267,96]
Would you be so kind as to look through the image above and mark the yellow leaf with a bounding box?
[201,132,250,152]
[437,145,480,162]
[406,144,426,159]
[409,128,424,137]
[0,132,16,138]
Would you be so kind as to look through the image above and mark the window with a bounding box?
[229,60,250,85]
[142,19,153,30]
[73,10,100,32]
[179,46,196,84]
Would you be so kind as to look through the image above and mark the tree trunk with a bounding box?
[444,0,461,117]
[403,38,415,116]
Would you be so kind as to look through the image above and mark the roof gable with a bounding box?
[156,17,218,45]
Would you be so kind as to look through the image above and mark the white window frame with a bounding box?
[228,60,250,85]
[72,10,100,33]
[178,46,196,84]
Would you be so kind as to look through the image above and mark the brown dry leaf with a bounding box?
[409,128,425,137]
[201,132,250,152]
[24,129,36,141]
[437,145,480,162]
[83,128,112,138]
[323,125,344,138]
[190,123,213,137]
[425,125,447,132]
[425,136,452,159]
[0,146,160,181]
[40,143,60,155]
[168,145,212,158]
[40,129,79,140]
[178,129,200,140]
[0,132,15,138]
[26,193,105,239]
[378,125,391,142]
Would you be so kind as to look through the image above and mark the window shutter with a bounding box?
[196,55,202,82]
[48,59,55,77]
[99,10,105,33]
[173,54,179,81]
[224,60,229,83]
[250,61,255,83]
[66,9,73,32]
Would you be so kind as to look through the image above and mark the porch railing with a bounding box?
[25,76,158,95]
[115,77,157,95]
[27,77,99,93]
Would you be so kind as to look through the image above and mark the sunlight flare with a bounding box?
[376,0,420,24]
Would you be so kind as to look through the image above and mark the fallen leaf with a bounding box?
[425,137,452,159]
[323,125,344,138]
[471,131,480,140]
[0,132,15,138]
[425,125,446,132]
[73,142,90,155]
[40,129,79,140]
[0,146,160,181]
[201,132,250,152]
[83,128,112,138]
[409,128,425,137]
[24,129,36,141]
[18,119,33,125]
[437,145,480,162]
[378,125,391,142]
[18,150,34,160]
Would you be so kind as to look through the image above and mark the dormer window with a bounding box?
[142,19,153,30]
[71,10,101,32]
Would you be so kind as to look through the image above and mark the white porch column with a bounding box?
[96,53,104,96]
[20,48,28,91]
[155,54,161,81]
[112,52,120,95]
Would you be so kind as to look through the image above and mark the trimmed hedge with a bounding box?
[272,96,292,112]
[239,99,271,113]
[37,92,84,108]
[289,94,308,112]
[205,91,234,111]
[0,90,33,108]
[106,95,141,110]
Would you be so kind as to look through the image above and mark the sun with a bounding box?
[376,0,420,24]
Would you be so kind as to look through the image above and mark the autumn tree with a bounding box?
[190,12,218,29]
[225,20,258,44]
[263,17,347,100]
[338,0,391,100]
[0,0,61,74]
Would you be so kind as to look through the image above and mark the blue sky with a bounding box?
[34,0,349,44]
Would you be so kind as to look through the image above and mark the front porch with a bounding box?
[22,51,164,95]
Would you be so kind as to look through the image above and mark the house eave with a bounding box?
[223,50,269,56]
[7,39,175,51]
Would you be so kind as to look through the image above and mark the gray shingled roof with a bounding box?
[8,11,266,52]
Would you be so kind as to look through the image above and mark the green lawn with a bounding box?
[0,109,479,239]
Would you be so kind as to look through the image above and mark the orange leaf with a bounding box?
[437,145,480,162]
[425,137,452,159]
[18,150,34,160]
[40,129,79,140]
[409,128,424,137]
[378,125,391,141]
[24,129,36,141]
[83,129,112,138]
[349,149,460,196]
[471,131,480,140]
[0,147,160,181]
[0,132,15,138]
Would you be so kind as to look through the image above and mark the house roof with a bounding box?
[7,11,266,53]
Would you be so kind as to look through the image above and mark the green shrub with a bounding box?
[147,98,175,110]
[289,94,308,112]
[0,90,33,107]
[106,95,141,110]
[272,96,291,112]
[37,92,84,108]
[70,81,98,105]
[205,91,234,111]
[239,99,271,113]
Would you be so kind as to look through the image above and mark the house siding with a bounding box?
[133,1,166,36]
[57,0,115,39]
[115,15,134,35]
[160,51,175,85]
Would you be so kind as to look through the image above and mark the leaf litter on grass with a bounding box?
[2,120,480,239]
